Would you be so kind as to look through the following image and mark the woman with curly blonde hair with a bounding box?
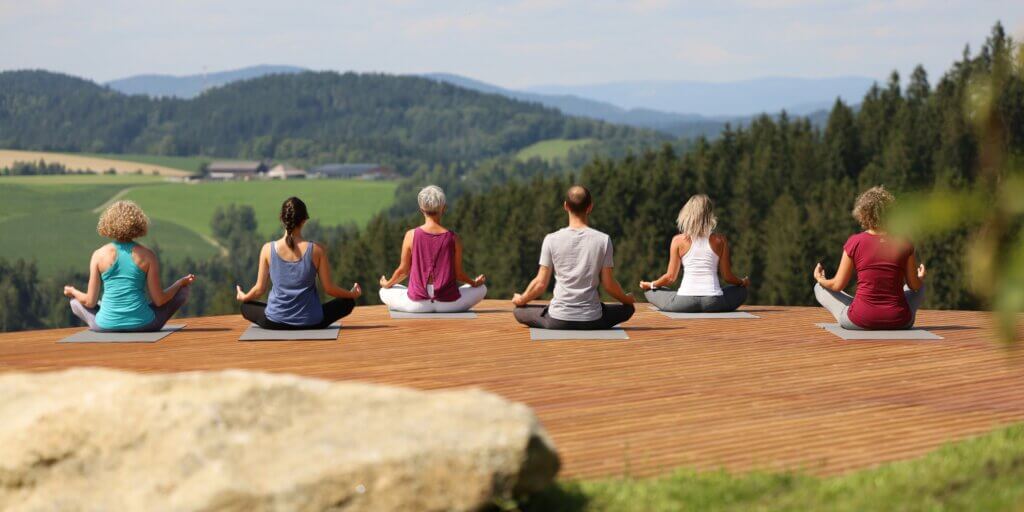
[813,186,927,330]
[63,200,196,331]
[639,194,751,312]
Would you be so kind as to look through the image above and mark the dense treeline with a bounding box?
[0,70,661,174]
[0,24,1019,333]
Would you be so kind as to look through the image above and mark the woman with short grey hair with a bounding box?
[639,194,751,312]
[379,185,487,312]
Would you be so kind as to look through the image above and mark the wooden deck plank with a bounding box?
[0,300,1021,479]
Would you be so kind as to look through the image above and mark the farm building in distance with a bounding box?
[267,164,307,180]
[206,160,268,180]
[310,163,397,180]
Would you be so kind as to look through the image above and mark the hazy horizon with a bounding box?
[1,1,1021,89]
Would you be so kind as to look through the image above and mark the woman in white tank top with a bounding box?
[639,194,751,312]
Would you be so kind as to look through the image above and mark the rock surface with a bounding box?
[0,368,559,511]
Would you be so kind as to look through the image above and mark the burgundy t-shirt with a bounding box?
[844,232,914,329]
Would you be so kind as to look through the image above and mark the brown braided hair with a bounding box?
[280,197,309,250]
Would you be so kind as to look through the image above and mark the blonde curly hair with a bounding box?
[852,186,895,231]
[97,200,149,242]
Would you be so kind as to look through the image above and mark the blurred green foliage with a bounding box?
[890,24,1023,342]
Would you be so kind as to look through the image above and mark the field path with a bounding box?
[0,150,191,177]
[199,233,229,258]
[92,187,136,213]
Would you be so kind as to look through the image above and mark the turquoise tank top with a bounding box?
[95,241,156,330]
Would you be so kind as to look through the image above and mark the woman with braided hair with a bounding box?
[236,196,362,329]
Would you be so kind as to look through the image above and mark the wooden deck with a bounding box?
[1,300,1022,479]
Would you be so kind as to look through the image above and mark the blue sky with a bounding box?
[1,0,1021,87]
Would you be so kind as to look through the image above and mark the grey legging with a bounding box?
[514,303,635,330]
[69,286,190,332]
[813,283,925,330]
[645,285,748,313]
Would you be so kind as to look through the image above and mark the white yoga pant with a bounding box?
[379,283,487,313]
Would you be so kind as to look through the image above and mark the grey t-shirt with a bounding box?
[540,226,614,321]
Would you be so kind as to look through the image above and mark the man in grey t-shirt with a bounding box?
[512,185,635,329]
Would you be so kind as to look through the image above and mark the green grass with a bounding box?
[123,179,399,237]
[0,174,165,185]
[516,138,597,163]
[0,177,398,277]
[77,153,212,174]
[0,213,217,276]
[0,182,216,275]
[522,424,1024,511]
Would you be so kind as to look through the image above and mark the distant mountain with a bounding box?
[106,65,307,98]
[424,73,711,135]
[525,76,876,117]
[425,73,846,138]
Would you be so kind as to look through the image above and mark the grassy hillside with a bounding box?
[0,175,398,276]
[526,424,1024,511]
[0,181,216,274]
[516,138,597,163]
[123,179,398,238]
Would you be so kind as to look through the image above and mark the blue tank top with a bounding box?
[265,241,323,326]
[95,242,156,330]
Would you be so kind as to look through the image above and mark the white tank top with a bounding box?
[677,236,723,296]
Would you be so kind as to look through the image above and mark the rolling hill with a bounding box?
[0,70,659,172]
[104,66,854,138]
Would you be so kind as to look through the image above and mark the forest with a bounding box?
[0,70,660,174]
[0,24,1020,333]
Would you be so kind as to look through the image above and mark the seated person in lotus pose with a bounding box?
[813,186,926,330]
[639,194,750,312]
[236,197,362,329]
[64,200,195,331]
[512,185,635,329]
[379,185,487,312]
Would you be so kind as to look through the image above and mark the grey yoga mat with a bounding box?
[530,328,629,341]
[388,311,478,319]
[58,324,185,343]
[647,305,759,319]
[815,323,943,340]
[239,324,341,341]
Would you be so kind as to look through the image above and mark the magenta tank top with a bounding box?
[408,228,460,302]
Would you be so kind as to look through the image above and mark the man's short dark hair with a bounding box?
[565,185,592,215]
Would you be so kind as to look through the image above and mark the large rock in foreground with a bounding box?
[0,368,559,511]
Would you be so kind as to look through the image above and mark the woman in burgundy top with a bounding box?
[813,186,927,330]
[379,185,487,313]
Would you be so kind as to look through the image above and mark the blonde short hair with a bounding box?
[676,194,717,238]
[852,186,895,231]
[417,185,446,215]
[97,200,149,242]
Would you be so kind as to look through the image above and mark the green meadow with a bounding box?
[0,176,398,276]
[516,138,597,163]
[122,179,398,238]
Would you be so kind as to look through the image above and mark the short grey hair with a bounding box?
[417,185,447,215]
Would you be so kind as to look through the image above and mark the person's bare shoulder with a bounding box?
[709,233,728,253]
